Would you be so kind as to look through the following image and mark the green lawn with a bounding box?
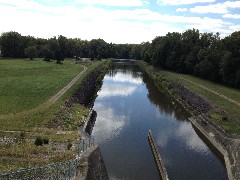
[0,59,110,173]
[138,61,240,135]
[0,59,83,114]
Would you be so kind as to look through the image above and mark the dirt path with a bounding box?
[0,65,87,120]
[48,65,87,104]
[179,76,240,107]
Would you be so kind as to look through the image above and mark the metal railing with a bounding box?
[0,138,95,180]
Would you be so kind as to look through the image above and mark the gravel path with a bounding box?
[48,65,87,104]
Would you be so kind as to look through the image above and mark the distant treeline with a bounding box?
[0,31,135,63]
[0,29,239,87]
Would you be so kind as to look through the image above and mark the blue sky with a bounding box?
[0,0,239,43]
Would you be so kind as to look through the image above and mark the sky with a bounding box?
[0,0,239,44]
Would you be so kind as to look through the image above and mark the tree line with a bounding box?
[0,29,239,87]
[0,31,135,63]
[140,29,240,88]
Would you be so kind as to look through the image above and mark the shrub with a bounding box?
[35,137,43,146]
[67,142,72,150]
[43,137,49,144]
[222,115,228,121]
[18,131,26,143]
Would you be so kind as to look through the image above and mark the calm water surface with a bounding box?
[91,62,228,180]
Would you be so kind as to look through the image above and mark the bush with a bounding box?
[18,131,26,143]
[43,137,49,144]
[35,137,43,146]
[67,142,72,150]
[222,115,228,121]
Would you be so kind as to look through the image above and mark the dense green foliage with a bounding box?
[0,31,135,61]
[141,29,240,88]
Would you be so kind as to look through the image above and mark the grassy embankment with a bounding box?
[0,58,110,173]
[138,61,240,136]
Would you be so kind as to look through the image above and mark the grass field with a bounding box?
[0,58,110,173]
[0,59,83,114]
[138,61,240,135]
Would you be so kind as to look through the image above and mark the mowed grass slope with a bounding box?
[159,70,240,135]
[0,59,83,114]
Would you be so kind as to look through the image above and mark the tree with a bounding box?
[48,36,65,63]
[24,46,38,60]
[130,44,142,60]
[39,45,52,61]
[0,31,22,57]
[88,39,108,60]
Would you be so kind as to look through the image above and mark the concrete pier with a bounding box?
[148,130,169,180]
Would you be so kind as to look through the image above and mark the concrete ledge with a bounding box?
[189,115,240,180]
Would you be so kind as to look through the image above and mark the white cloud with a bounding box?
[76,0,143,6]
[185,17,233,37]
[229,25,240,31]
[176,8,188,12]
[190,3,229,14]
[190,1,240,14]
[0,0,238,43]
[223,14,240,19]
[158,0,215,5]
[223,1,240,8]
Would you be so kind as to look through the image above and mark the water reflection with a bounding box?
[105,73,143,84]
[93,102,126,143]
[85,110,97,135]
[91,62,228,180]
[155,119,209,153]
[97,83,137,98]
[143,72,190,121]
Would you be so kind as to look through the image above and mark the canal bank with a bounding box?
[138,61,240,180]
[91,61,228,180]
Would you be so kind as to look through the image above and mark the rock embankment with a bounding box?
[169,82,212,114]
[67,65,106,107]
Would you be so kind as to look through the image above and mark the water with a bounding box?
[91,62,228,180]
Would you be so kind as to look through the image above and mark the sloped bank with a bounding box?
[46,60,111,179]
[47,60,111,130]
[138,61,240,180]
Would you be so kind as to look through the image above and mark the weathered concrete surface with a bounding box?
[148,131,169,180]
[75,145,109,180]
[189,115,240,180]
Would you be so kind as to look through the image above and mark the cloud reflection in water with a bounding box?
[92,102,127,143]
[155,108,209,154]
[97,83,137,98]
[105,73,143,84]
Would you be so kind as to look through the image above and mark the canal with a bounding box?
[90,62,228,180]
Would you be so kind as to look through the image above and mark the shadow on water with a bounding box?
[85,110,97,136]
[142,71,190,121]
